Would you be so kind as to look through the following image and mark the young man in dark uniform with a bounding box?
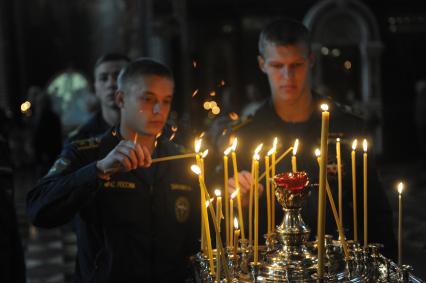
[27,58,200,282]
[226,18,396,259]
[66,53,130,144]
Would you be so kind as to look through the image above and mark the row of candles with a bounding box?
[190,103,406,279]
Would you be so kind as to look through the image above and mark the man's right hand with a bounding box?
[228,170,264,207]
[96,140,152,180]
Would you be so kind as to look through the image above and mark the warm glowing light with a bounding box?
[192,89,199,97]
[171,125,178,132]
[273,137,278,149]
[344,60,352,70]
[194,138,202,153]
[320,104,329,111]
[206,198,214,208]
[293,139,299,156]
[234,217,239,229]
[215,189,222,197]
[231,138,238,151]
[169,133,176,141]
[398,182,404,194]
[210,101,217,108]
[363,139,368,152]
[199,132,205,138]
[212,106,221,115]
[20,101,31,112]
[209,91,216,97]
[267,148,275,156]
[191,165,201,175]
[315,148,321,157]
[321,46,329,55]
[203,101,211,110]
[224,147,232,156]
[193,60,197,68]
[229,112,239,120]
[336,138,340,142]
[201,149,209,158]
[352,139,358,151]
[231,189,238,199]
[220,80,225,87]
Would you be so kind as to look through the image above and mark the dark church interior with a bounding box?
[1,0,426,282]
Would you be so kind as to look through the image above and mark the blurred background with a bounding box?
[0,0,425,282]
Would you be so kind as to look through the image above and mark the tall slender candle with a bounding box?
[249,158,254,246]
[351,139,358,241]
[215,189,222,281]
[231,138,245,241]
[265,148,274,235]
[363,139,368,248]
[336,138,343,227]
[317,104,329,278]
[292,138,299,173]
[233,217,240,257]
[194,139,204,251]
[224,147,232,247]
[398,182,404,266]
[271,138,278,232]
[229,190,238,249]
[191,165,215,275]
[253,149,261,264]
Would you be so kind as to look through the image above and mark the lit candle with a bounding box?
[194,139,204,251]
[229,190,238,249]
[215,189,222,281]
[253,148,261,264]
[398,182,404,266]
[336,138,343,227]
[265,148,274,235]
[271,137,278,232]
[233,217,240,257]
[363,139,368,248]
[292,138,299,173]
[230,138,245,241]
[317,104,329,278]
[249,144,263,246]
[351,139,358,241]
[191,165,215,275]
[224,147,232,247]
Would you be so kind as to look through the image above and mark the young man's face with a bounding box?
[258,41,313,104]
[119,75,174,137]
[94,60,128,109]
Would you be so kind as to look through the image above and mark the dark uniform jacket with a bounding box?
[65,111,110,145]
[27,128,200,282]
[228,95,396,259]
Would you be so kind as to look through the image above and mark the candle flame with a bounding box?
[192,89,199,97]
[215,189,221,197]
[231,137,238,151]
[254,143,263,155]
[194,138,202,153]
[234,217,239,229]
[315,148,321,157]
[229,112,239,121]
[267,147,275,156]
[206,198,214,208]
[352,139,358,150]
[320,104,329,111]
[363,139,368,152]
[336,138,340,142]
[191,164,201,175]
[293,139,299,156]
[398,182,404,194]
[224,147,232,156]
[209,91,216,97]
[171,125,178,132]
[20,101,31,112]
[201,149,209,158]
[273,137,278,149]
[231,189,238,199]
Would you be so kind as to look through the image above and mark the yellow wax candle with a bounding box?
[317,104,329,278]
[191,165,215,275]
[195,139,204,251]
[229,190,237,248]
[233,217,240,257]
[363,139,368,248]
[271,138,277,231]
[315,149,350,259]
[215,190,222,281]
[397,182,404,266]
[253,152,260,264]
[230,138,245,241]
[249,160,254,246]
[265,154,271,235]
[351,139,358,241]
[224,147,231,247]
[292,138,299,173]
[336,138,343,227]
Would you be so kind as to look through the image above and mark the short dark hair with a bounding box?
[117,58,174,91]
[94,53,130,71]
[258,18,311,57]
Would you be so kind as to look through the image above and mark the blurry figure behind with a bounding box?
[32,92,62,176]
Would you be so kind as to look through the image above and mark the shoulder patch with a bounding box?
[170,183,193,191]
[72,137,100,151]
[47,158,71,177]
[175,196,190,223]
